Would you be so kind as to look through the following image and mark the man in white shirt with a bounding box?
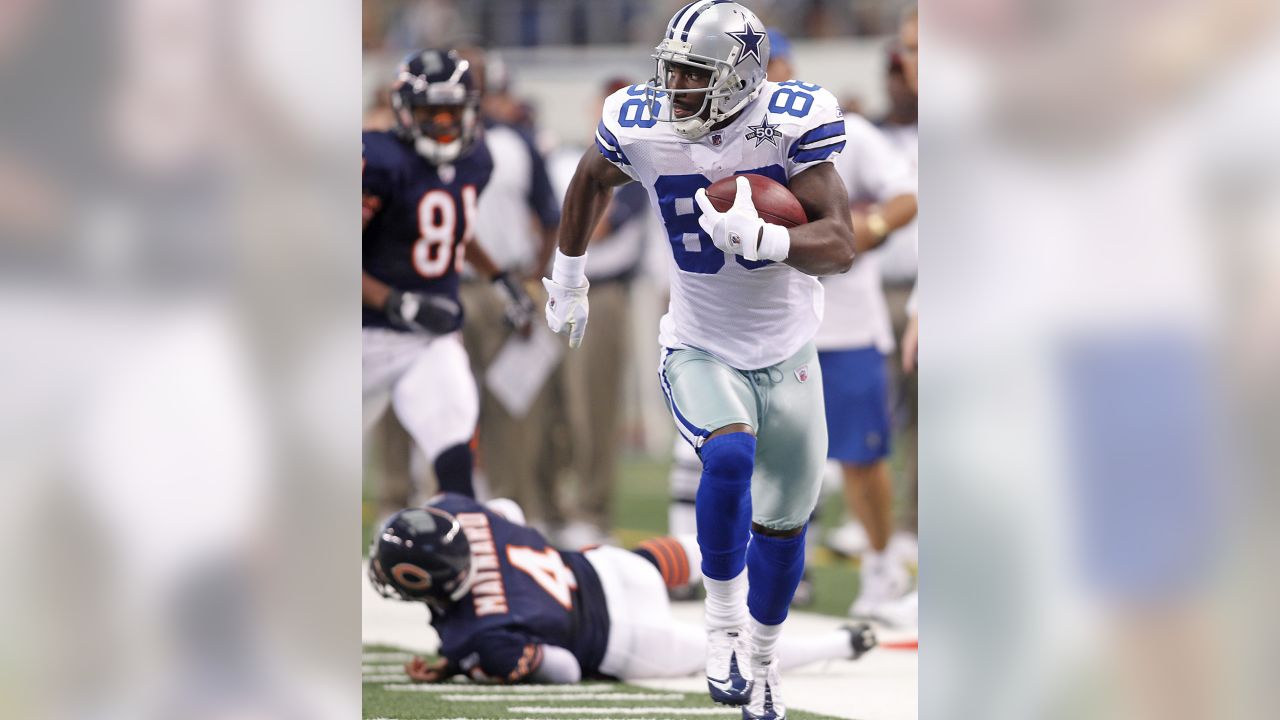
[808,80,918,625]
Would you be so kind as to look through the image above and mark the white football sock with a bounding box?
[703,570,748,630]
[749,616,783,664]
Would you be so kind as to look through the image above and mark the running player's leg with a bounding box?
[659,347,759,704]
[393,333,479,497]
[365,328,430,514]
[746,343,828,710]
[363,327,423,433]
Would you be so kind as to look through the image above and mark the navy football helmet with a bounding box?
[391,49,481,164]
[368,507,472,607]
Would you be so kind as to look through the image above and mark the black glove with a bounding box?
[491,272,535,333]
[384,288,462,334]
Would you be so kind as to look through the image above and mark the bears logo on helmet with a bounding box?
[368,506,473,608]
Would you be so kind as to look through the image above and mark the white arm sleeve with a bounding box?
[528,645,582,684]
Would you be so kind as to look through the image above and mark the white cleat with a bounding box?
[706,627,753,706]
[850,552,914,627]
[741,658,785,720]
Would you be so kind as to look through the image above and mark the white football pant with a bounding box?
[362,328,478,463]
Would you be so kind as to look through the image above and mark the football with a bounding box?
[705,174,808,228]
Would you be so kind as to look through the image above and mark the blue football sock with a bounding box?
[747,525,808,626]
[695,432,756,581]
[433,442,475,498]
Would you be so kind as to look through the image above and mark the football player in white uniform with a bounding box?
[542,3,855,718]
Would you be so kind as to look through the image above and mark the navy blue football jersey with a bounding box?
[425,493,611,682]
[362,131,494,331]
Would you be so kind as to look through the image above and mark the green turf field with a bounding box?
[362,644,849,720]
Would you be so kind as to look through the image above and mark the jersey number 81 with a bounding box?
[413,185,479,278]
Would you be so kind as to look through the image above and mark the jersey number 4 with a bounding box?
[413,185,478,278]
[507,546,578,610]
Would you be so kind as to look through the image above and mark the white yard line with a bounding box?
[385,683,621,694]
[363,652,416,663]
[363,664,410,673]
[363,674,409,683]
[506,708,738,716]
[437,693,683,702]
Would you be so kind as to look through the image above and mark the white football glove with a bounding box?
[542,277,590,348]
[693,176,791,262]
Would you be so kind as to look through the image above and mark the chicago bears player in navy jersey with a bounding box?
[363,50,533,500]
[369,494,877,685]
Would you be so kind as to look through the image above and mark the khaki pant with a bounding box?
[884,281,918,533]
[459,280,566,527]
[560,280,631,530]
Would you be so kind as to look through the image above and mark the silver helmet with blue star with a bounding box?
[647,1,770,140]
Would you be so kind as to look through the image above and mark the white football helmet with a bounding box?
[646,1,771,140]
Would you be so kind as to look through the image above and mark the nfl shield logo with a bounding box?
[795,364,809,383]
[711,133,723,146]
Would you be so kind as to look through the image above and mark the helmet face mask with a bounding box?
[391,50,480,164]
[646,2,769,140]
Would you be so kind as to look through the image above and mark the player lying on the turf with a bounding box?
[368,493,876,684]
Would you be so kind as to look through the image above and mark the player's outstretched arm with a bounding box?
[556,147,632,257]
[543,148,632,348]
[784,162,857,275]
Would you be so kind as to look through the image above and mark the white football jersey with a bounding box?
[815,114,917,353]
[596,80,846,370]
